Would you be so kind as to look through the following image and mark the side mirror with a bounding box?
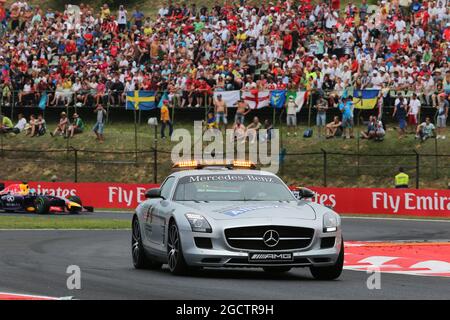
[293,187,315,200]
[299,188,315,199]
[145,188,163,199]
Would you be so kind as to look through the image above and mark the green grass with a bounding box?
[0,215,131,229]
[0,120,449,188]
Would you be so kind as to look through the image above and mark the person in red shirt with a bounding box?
[444,27,450,41]
[283,30,293,55]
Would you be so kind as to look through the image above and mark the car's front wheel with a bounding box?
[167,220,189,275]
[309,239,344,280]
[131,217,162,270]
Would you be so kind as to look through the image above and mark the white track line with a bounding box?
[0,228,130,231]
[0,292,73,300]
[341,216,450,223]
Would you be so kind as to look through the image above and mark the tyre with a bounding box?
[263,267,292,273]
[68,196,82,213]
[310,239,344,280]
[167,220,189,275]
[34,196,51,215]
[131,216,162,270]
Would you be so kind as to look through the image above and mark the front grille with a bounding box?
[224,226,314,251]
[226,257,311,265]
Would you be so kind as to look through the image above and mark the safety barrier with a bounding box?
[2,180,449,216]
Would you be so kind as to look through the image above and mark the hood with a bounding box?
[177,201,316,220]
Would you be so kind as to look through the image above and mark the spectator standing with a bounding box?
[117,5,128,32]
[393,94,408,138]
[160,100,173,139]
[234,99,250,126]
[232,119,246,144]
[213,94,228,129]
[315,96,328,138]
[436,94,449,139]
[132,6,144,29]
[339,96,354,139]
[407,93,421,133]
[93,104,107,143]
[286,96,298,136]
[246,116,262,143]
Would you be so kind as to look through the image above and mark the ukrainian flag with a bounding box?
[126,91,156,111]
[353,90,379,110]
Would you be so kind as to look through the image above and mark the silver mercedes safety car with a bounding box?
[132,161,343,280]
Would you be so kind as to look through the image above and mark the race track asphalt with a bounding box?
[0,215,449,300]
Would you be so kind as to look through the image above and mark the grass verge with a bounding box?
[341,213,450,220]
[0,216,131,229]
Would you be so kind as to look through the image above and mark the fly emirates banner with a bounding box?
[2,181,450,217]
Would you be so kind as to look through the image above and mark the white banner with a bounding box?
[242,90,271,109]
[213,90,241,108]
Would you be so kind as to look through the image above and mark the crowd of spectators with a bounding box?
[0,0,449,141]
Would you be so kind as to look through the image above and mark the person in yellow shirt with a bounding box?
[100,4,110,21]
[394,167,409,188]
[160,100,173,139]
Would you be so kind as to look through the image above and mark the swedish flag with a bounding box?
[126,91,156,111]
[353,90,380,110]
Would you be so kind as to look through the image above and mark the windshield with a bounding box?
[173,174,295,201]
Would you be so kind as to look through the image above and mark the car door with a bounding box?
[147,177,176,249]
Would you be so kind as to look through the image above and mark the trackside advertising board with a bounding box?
[2,181,450,217]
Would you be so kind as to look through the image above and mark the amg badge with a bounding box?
[249,252,293,262]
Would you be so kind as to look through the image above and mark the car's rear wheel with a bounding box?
[309,239,344,280]
[263,267,292,273]
[167,220,189,275]
[131,217,162,270]
[34,196,50,215]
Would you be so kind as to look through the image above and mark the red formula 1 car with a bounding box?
[0,182,94,214]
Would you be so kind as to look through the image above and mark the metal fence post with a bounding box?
[153,125,158,184]
[321,148,327,187]
[74,148,78,183]
[413,150,419,189]
[434,137,438,179]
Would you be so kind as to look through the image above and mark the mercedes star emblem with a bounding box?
[263,230,280,247]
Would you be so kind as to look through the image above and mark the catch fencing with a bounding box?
[0,146,449,188]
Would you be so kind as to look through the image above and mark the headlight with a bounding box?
[185,213,212,233]
[323,212,338,232]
